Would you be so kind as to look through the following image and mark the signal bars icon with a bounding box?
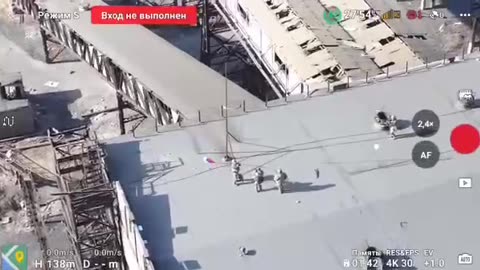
[382,9,401,20]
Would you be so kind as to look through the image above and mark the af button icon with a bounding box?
[412,141,440,169]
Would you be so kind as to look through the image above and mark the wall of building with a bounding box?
[116,182,155,270]
[0,100,35,139]
[219,0,306,95]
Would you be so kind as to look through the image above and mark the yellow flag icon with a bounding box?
[15,250,25,263]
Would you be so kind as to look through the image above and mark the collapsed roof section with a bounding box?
[269,0,348,82]
[240,0,349,91]
[241,0,425,89]
[319,0,424,70]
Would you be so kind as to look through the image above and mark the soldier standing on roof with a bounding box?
[231,159,243,185]
[388,114,397,140]
[234,172,244,186]
[389,125,397,140]
[231,159,240,173]
[274,169,287,194]
[254,168,264,192]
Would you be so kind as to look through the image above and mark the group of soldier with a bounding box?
[231,159,287,194]
[388,114,397,140]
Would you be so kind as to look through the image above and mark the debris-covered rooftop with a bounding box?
[105,59,480,270]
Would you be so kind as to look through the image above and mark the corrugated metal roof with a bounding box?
[288,0,382,77]
[320,0,424,70]
[241,0,346,86]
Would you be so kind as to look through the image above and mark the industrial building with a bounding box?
[0,126,155,270]
[213,0,424,96]
[1,0,479,269]
[0,72,35,139]
[209,0,480,98]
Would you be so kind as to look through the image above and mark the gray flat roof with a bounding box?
[105,60,480,270]
[0,99,29,112]
[41,0,263,118]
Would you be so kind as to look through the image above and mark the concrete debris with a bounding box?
[0,216,11,225]
[43,81,59,88]
[41,198,61,218]
[20,200,26,209]
[438,23,445,33]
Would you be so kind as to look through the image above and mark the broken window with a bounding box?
[300,40,309,49]
[237,3,249,24]
[379,36,395,46]
[305,44,325,55]
[320,65,342,78]
[331,65,341,74]
[366,19,381,29]
[287,24,299,31]
[276,9,289,19]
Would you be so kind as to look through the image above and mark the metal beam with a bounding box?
[48,127,124,270]
[15,0,175,126]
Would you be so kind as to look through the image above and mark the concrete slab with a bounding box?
[105,60,480,269]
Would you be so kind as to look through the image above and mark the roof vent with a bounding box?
[276,9,290,19]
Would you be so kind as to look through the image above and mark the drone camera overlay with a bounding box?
[0,0,479,269]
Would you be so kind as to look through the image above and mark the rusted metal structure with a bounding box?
[48,127,124,270]
[0,144,58,270]
[0,126,125,270]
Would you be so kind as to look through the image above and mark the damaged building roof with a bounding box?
[239,0,349,89]
[239,0,427,85]
[315,0,424,70]
[365,0,478,61]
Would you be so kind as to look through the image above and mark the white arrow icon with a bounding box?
[458,177,472,188]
